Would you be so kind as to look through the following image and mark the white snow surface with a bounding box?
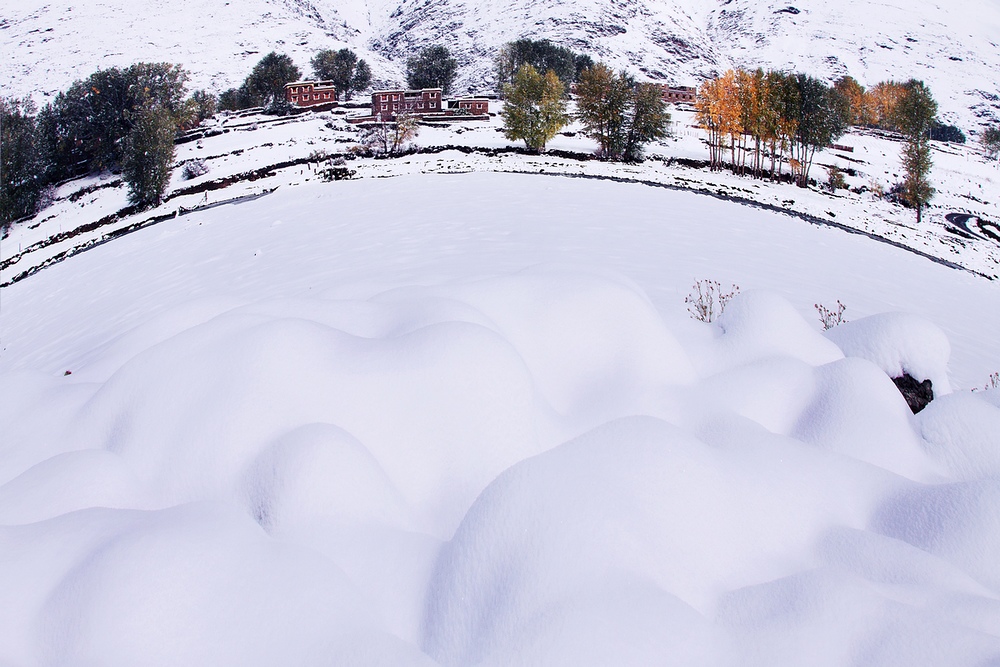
[2,171,1000,665]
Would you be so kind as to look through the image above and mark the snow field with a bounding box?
[1,173,999,664]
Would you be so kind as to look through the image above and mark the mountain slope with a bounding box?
[2,0,999,127]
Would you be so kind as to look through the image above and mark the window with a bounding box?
[381,95,388,101]
[381,104,387,111]
[323,93,330,99]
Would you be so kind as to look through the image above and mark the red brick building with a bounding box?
[285,81,338,107]
[660,85,696,104]
[371,88,442,119]
[452,98,490,114]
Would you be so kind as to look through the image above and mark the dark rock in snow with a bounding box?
[892,373,934,413]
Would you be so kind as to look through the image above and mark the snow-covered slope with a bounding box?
[2,172,1000,664]
[3,0,1000,128]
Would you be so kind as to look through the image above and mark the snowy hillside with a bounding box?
[3,170,1000,665]
[3,0,1000,128]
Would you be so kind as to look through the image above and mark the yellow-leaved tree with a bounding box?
[501,64,568,152]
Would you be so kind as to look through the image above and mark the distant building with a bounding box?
[449,98,490,115]
[285,81,338,107]
[371,88,442,119]
[660,85,697,104]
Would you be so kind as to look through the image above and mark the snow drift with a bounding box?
[1,173,999,665]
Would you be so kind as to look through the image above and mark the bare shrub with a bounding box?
[685,279,741,323]
[182,159,210,180]
[815,300,848,330]
[826,165,846,192]
[976,371,1000,392]
[34,184,58,213]
[867,177,885,198]
[361,112,419,155]
[320,165,356,181]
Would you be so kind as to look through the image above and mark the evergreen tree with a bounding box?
[495,39,580,94]
[311,49,368,100]
[894,80,938,223]
[574,54,595,82]
[188,90,218,125]
[790,74,847,187]
[242,52,301,108]
[217,88,246,111]
[122,103,176,207]
[624,82,671,161]
[928,122,965,144]
[1,97,45,225]
[981,125,1000,160]
[406,45,458,94]
[352,60,372,96]
[501,64,567,152]
[39,63,189,178]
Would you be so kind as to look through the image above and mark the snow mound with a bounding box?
[918,391,1000,480]
[2,260,998,665]
[714,290,844,371]
[825,313,953,394]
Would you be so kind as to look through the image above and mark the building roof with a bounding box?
[371,88,443,96]
[285,80,337,88]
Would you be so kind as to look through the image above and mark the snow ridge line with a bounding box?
[0,190,278,287]
[1,148,991,287]
[500,169,985,279]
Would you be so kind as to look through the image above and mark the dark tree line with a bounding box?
[2,62,206,224]
[495,39,592,96]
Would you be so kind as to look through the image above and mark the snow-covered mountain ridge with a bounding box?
[3,0,1000,129]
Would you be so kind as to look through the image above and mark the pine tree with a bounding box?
[37,63,189,179]
[790,74,848,187]
[406,46,458,94]
[494,39,581,95]
[351,60,372,96]
[312,49,370,100]
[982,126,1000,160]
[501,64,567,152]
[623,82,671,162]
[243,52,301,108]
[1,97,45,225]
[122,104,176,207]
